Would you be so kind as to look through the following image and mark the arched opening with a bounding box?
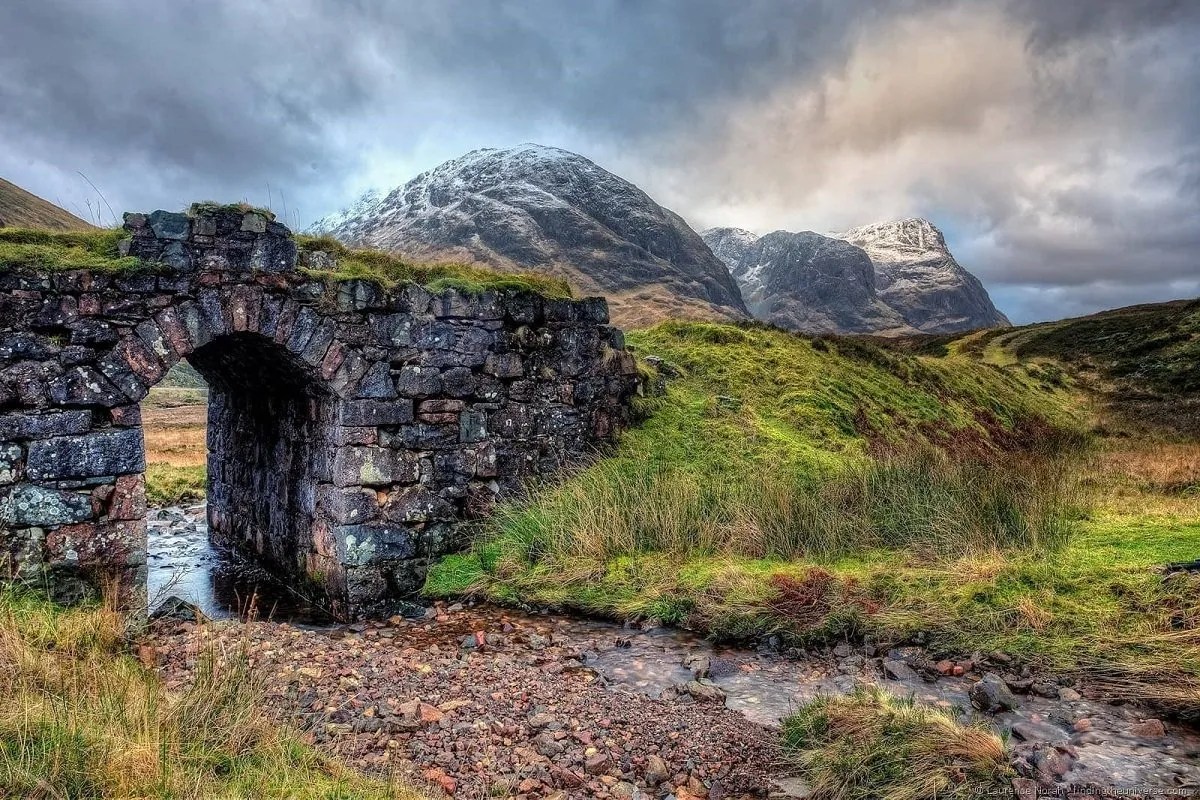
[145,331,334,617]
[189,333,333,577]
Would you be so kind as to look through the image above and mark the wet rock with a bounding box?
[882,659,919,683]
[970,673,1020,712]
[150,595,207,623]
[684,680,727,703]
[684,652,712,679]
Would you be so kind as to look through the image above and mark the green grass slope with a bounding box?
[961,299,1200,437]
[0,177,95,232]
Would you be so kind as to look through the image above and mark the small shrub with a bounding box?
[782,686,1011,800]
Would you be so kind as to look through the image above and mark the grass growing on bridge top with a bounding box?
[0,227,143,272]
[296,235,574,298]
[0,226,575,298]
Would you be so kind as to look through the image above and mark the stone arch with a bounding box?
[0,205,640,618]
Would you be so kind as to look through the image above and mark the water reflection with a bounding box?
[146,504,332,625]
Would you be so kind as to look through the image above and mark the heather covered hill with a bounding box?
[0,177,94,231]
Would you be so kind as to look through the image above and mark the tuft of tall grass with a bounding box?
[782,686,1012,800]
[0,589,426,799]
[492,445,1082,566]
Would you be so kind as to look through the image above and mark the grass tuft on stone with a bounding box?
[0,226,575,299]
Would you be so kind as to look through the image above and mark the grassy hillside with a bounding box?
[0,177,95,231]
[428,314,1200,713]
[959,299,1200,437]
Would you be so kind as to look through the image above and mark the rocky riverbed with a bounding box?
[145,506,1200,798]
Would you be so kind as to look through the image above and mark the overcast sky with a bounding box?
[2,0,1197,323]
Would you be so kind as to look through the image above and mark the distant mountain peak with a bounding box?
[703,217,1009,335]
[312,145,748,327]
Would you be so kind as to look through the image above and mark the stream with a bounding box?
[148,505,1200,796]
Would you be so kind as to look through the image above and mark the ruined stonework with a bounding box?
[0,207,639,617]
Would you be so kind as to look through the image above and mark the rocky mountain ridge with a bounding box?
[703,220,1009,335]
[310,144,748,328]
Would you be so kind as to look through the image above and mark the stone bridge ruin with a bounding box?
[0,206,639,617]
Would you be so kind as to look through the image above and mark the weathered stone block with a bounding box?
[382,485,454,523]
[107,474,147,521]
[148,210,190,241]
[336,280,383,312]
[317,484,380,524]
[48,366,124,407]
[26,429,145,480]
[339,398,413,427]
[394,365,441,397]
[459,410,488,443]
[484,352,524,378]
[0,409,93,441]
[332,446,418,487]
[0,484,94,526]
[334,523,418,566]
[354,361,397,399]
[418,398,465,424]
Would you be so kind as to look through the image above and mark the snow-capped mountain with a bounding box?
[701,228,913,334]
[702,219,1009,335]
[836,218,1009,332]
[310,144,747,327]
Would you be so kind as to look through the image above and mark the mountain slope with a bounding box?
[0,177,94,231]
[837,218,1009,333]
[702,227,913,334]
[311,145,748,328]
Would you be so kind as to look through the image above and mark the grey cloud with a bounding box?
[0,0,1196,323]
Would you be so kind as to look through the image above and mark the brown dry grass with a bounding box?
[143,404,207,467]
[0,589,431,799]
[1086,439,1200,516]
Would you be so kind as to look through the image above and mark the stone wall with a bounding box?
[0,206,639,617]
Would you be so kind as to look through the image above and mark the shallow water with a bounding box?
[148,507,1200,794]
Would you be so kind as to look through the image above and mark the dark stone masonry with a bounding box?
[0,207,639,617]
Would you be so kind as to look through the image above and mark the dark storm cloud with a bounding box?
[0,0,1196,322]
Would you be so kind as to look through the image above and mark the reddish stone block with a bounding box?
[320,340,347,381]
[116,334,165,386]
[108,474,147,521]
[109,404,142,427]
[154,306,193,358]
